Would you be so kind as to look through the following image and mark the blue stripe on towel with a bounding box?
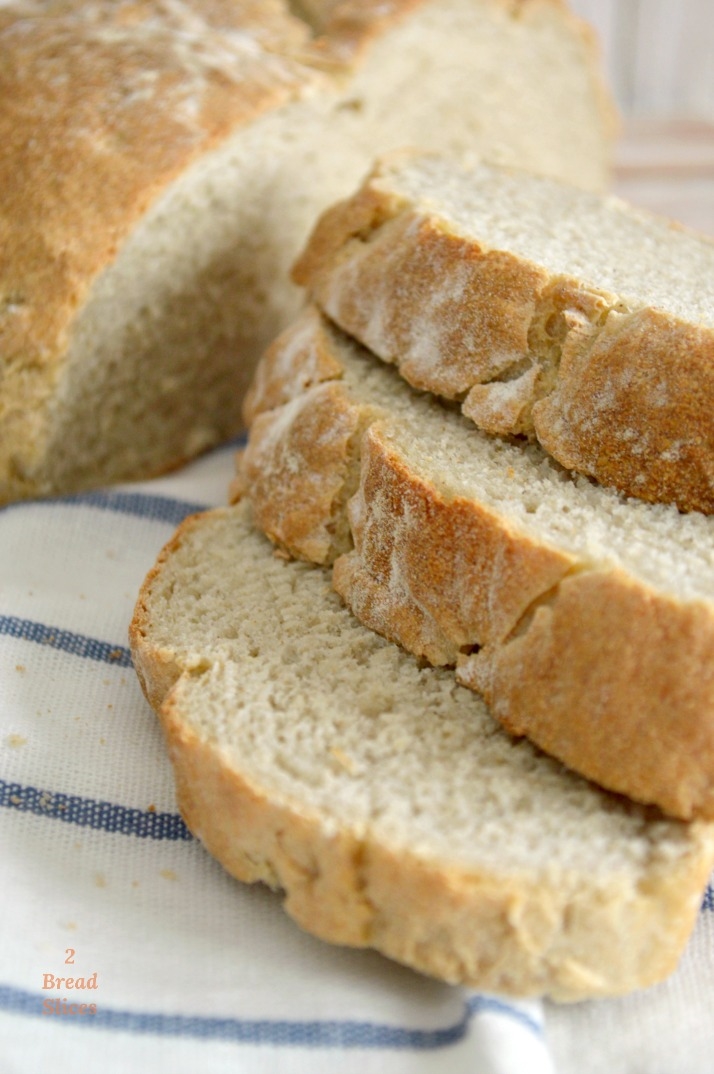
[0,983,541,1048]
[466,994,542,1036]
[0,780,192,841]
[0,489,208,526]
[0,616,132,667]
[60,490,208,525]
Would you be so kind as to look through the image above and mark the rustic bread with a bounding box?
[129,498,714,1001]
[293,152,714,513]
[0,0,613,505]
[238,308,714,820]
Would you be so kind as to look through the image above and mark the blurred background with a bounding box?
[571,0,713,119]
[569,0,714,233]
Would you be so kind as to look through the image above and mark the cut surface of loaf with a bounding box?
[239,308,714,820]
[129,499,714,1000]
[293,153,714,513]
[0,0,613,504]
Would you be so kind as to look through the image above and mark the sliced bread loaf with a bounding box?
[293,153,714,513]
[0,0,613,504]
[238,308,714,820]
[129,498,714,1000]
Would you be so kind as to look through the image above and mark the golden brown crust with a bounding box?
[147,655,714,1000]
[333,426,574,664]
[240,380,363,564]
[242,306,347,425]
[239,308,391,563]
[292,174,402,290]
[533,307,714,512]
[460,570,714,820]
[294,159,714,513]
[298,203,550,397]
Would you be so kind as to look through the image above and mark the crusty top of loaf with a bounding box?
[0,1,312,379]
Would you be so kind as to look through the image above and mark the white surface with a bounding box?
[570,0,714,119]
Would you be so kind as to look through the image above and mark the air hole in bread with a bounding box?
[336,98,365,114]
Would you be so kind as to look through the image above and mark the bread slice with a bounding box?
[293,153,714,513]
[129,498,714,1000]
[238,308,714,820]
[0,0,614,504]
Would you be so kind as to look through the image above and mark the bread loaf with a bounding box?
[238,308,714,820]
[129,498,714,1000]
[293,152,714,513]
[0,0,614,503]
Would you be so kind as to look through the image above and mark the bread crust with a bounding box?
[242,305,347,424]
[239,381,364,564]
[129,509,213,712]
[293,158,714,513]
[240,309,714,818]
[129,503,714,1001]
[333,427,574,662]
[533,307,714,512]
[461,568,714,819]
[237,307,387,562]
